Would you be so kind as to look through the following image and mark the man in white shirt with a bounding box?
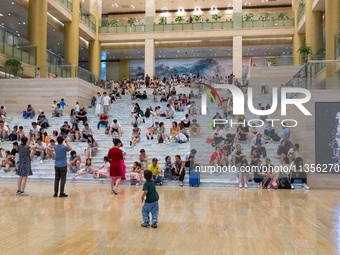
[102,92,111,115]
[0,120,9,141]
[31,138,47,164]
[51,101,57,116]
[109,119,121,136]
[30,122,41,141]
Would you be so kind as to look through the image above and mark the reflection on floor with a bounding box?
[0,182,339,254]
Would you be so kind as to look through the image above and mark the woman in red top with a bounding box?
[108,138,123,195]
[210,146,228,167]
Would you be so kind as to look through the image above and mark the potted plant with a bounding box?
[243,13,254,21]
[193,15,201,23]
[205,18,210,22]
[175,16,184,23]
[5,58,23,77]
[127,18,136,26]
[278,11,289,20]
[109,18,118,26]
[212,14,221,22]
[260,12,270,21]
[159,16,166,24]
[297,45,312,62]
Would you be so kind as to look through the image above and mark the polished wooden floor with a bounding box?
[1,182,339,255]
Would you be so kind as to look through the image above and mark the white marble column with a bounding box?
[145,39,155,78]
[233,36,243,79]
[233,0,242,28]
[145,0,155,32]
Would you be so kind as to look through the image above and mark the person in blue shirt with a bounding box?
[264,121,275,138]
[278,124,290,140]
[54,136,72,197]
[59,98,66,109]
[67,150,81,173]
[59,98,67,116]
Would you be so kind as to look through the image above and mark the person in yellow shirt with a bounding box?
[147,158,163,185]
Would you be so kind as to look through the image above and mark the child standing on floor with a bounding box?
[239,159,249,188]
[141,170,159,228]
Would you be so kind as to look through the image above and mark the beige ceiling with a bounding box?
[102,0,292,14]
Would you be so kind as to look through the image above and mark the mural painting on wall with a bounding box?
[130,58,254,78]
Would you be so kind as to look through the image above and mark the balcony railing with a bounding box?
[0,27,36,66]
[99,25,145,33]
[297,1,305,23]
[58,0,73,12]
[0,64,105,86]
[250,56,304,67]
[79,5,96,32]
[336,31,340,59]
[100,11,293,33]
[311,47,326,74]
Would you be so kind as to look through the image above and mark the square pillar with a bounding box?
[305,0,323,55]
[233,0,242,29]
[292,2,305,65]
[28,0,47,77]
[89,0,102,77]
[233,36,243,80]
[145,39,155,79]
[145,0,155,32]
[64,0,80,77]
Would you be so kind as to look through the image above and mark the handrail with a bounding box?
[0,26,37,66]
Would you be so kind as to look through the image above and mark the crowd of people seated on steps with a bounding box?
[206,93,309,190]
[0,73,308,190]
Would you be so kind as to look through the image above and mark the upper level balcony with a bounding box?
[99,11,293,34]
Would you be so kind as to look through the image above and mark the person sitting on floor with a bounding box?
[234,122,251,145]
[189,119,200,137]
[164,156,173,181]
[109,119,122,136]
[173,155,185,187]
[67,150,82,173]
[251,133,268,158]
[147,158,163,186]
[72,158,96,179]
[130,124,141,146]
[95,156,110,179]
[290,157,310,190]
[130,162,142,186]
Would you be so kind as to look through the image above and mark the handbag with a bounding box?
[206,136,213,144]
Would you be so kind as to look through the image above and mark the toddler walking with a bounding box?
[141,170,159,228]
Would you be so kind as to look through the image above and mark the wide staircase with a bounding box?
[0,86,294,187]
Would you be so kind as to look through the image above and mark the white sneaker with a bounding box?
[291,184,294,189]
[40,160,43,164]
[302,184,310,190]
[244,183,248,188]
[239,183,242,188]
